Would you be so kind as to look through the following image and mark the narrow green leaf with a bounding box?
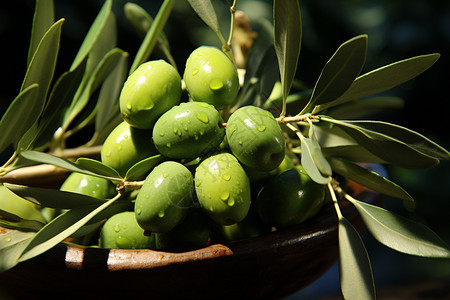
[327,96,404,120]
[5,183,107,209]
[70,0,112,71]
[0,185,45,223]
[19,197,118,262]
[95,51,128,133]
[322,145,386,164]
[0,84,40,154]
[308,123,332,176]
[349,198,450,258]
[27,0,55,66]
[0,230,35,273]
[76,158,121,179]
[299,136,330,184]
[130,0,175,74]
[125,154,166,181]
[124,2,176,68]
[339,217,375,300]
[305,35,367,114]
[273,0,301,115]
[320,117,442,169]
[20,151,121,182]
[187,0,221,37]
[0,212,44,232]
[21,18,64,106]
[329,157,413,201]
[318,53,440,111]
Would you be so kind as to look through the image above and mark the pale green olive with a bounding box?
[120,60,181,129]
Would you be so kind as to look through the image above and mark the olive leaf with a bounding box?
[20,151,122,182]
[18,197,119,262]
[5,183,106,209]
[0,230,35,273]
[125,154,166,181]
[124,2,176,68]
[0,84,40,154]
[302,35,367,115]
[348,198,450,258]
[130,0,175,74]
[76,158,122,180]
[273,0,301,116]
[329,157,413,201]
[0,210,44,232]
[70,0,112,71]
[187,0,223,43]
[327,96,404,120]
[339,217,376,300]
[27,0,55,66]
[299,127,330,185]
[0,185,45,224]
[316,53,440,112]
[319,117,449,169]
[63,48,127,131]
[322,145,386,164]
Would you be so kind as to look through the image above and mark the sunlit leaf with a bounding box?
[349,198,450,258]
[70,0,112,71]
[19,197,118,262]
[320,117,445,169]
[125,154,166,181]
[299,136,330,184]
[0,84,40,154]
[0,230,35,272]
[304,35,367,114]
[329,157,413,201]
[20,151,121,182]
[273,0,301,116]
[5,183,106,209]
[187,0,221,39]
[0,209,45,232]
[0,185,45,224]
[27,0,55,66]
[130,0,175,74]
[76,157,121,179]
[339,217,375,300]
[317,53,440,111]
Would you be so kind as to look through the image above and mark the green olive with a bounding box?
[60,172,116,199]
[155,208,212,251]
[135,161,194,233]
[255,165,326,228]
[152,101,225,159]
[183,46,239,109]
[226,105,286,172]
[99,211,156,249]
[101,121,159,178]
[194,153,251,225]
[120,60,181,129]
[245,153,295,184]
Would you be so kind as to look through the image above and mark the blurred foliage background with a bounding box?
[1,0,449,298]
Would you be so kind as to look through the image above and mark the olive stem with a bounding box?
[227,0,238,48]
[328,181,344,220]
[0,151,18,172]
[117,180,145,194]
[276,113,319,124]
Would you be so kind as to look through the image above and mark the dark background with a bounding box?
[1,0,449,299]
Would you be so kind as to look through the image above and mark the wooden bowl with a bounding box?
[0,182,381,299]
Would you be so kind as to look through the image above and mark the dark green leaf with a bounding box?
[327,96,404,120]
[273,0,301,115]
[64,48,127,130]
[187,0,221,38]
[320,117,444,169]
[27,0,55,66]
[0,230,35,272]
[0,84,40,154]
[20,151,121,181]
[21,19,64,108]
[322,145,386,164]
[95,52,128,134]
[70,0,112,71]
[125,154,166,181]
[18,197,118,262]
[5,183,107,209]
[339,217,375,300]
[76,158,121,179]
[130,0,175,74]
[318,53,440,111]
[0,209,44,232]
[350,199,450,258]
[305,35,367,114]
[329,157,413,201]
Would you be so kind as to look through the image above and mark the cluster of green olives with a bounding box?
[58,46,326,251]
